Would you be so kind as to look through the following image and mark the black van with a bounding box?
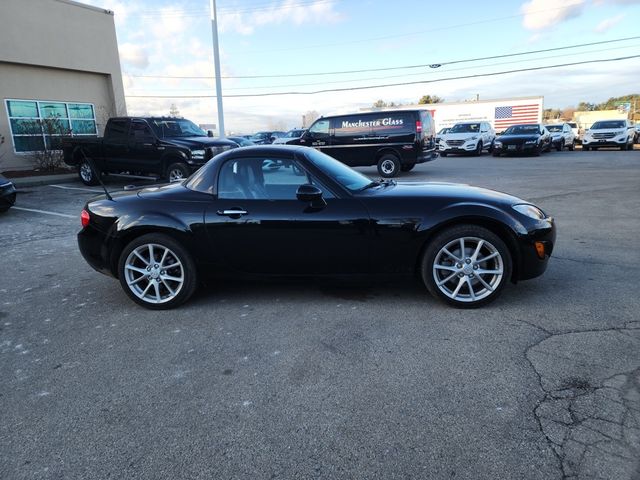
[292,109,437,177]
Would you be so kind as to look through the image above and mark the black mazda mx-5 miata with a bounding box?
[78,145,555,309]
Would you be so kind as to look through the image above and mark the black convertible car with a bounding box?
[493,124,552,156]
[0,174,17,212]
[78,146,555,309]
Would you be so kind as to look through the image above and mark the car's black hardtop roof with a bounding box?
[223,144,307,157]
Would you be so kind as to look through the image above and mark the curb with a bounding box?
[11,174,77,188]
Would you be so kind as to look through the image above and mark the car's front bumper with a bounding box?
[516,217,556,281]
[582,137,628,148]
[494,143,539,154]
[439,142,479,154]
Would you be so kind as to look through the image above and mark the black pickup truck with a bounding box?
[63,117,237,185]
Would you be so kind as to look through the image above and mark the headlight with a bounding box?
[614,130,625,136]
[469,136,478,141]
[190,149,206,159]
[494,141,502,148]
[513,204,545,219]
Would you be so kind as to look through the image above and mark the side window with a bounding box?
[106,120,129,142]
[308,119,330,139]
[218,157,334,200]
[130,121,153,141]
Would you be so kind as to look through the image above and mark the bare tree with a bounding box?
[169,104,181,117]
[21,117,71,171]
[302,110,320,127]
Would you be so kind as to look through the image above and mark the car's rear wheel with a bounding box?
[166,162,190,182]
[118,233,197,309]
[377,154,401,178]
[400,163,416,172]
[421,225,512,308]
[78,158,100,186]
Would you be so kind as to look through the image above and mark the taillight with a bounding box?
[81,209,90,228]
[416,120,423,133]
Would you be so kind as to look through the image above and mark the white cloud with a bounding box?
[594,13,624,31]
[220,0,344,35]
[521,0,586,30]
[118,43,150,69]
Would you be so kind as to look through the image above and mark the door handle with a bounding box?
[217,208,248,217]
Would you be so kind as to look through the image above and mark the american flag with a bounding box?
[494,104,540,131]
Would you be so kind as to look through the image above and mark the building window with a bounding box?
[5,99,97,153]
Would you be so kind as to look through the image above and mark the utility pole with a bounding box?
[210,0,225,137]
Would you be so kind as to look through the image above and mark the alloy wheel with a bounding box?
[80,162,93,183]
[432,236,504,303]
[123,243,185,304]
[169,168,185,182]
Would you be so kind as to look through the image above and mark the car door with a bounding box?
[204,154,371,275]
[103,119,130,170]
[127,120,161,173]
[298,119,331,154]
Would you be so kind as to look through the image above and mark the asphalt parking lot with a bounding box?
[1,149,639,480]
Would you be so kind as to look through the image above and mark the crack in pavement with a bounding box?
[517,320,640,479]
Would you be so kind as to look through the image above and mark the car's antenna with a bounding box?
[80,150,113,201]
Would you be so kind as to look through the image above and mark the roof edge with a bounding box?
[52,0,114,16]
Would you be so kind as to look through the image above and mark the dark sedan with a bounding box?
[78,146,555,309]
[493,124,551,156]
[0,174,17,212]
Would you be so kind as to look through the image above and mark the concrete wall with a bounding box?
[0,0,126,171]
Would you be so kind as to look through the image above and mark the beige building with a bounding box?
[0,0,126,171]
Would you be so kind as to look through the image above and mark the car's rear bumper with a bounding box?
[516,218,556,281]
[415,148,438,163]
[78,226,114,277]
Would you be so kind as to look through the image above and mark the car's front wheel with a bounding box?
[377,154,401,178]
[556,140,564,152]
[421,225,512,308]
[118,233,197,309]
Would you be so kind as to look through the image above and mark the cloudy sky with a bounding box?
[82,0,640,134]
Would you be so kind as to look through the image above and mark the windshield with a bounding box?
[591,120,625,129]
[305,148,372,192]
[285,129,305,138]
[567,122,577,128]
[438,128,450,134]
[150,119,207,138]
[545,125,563,132]
[449,123,480,133]
[504,124,540,134]
[250,132,270,141]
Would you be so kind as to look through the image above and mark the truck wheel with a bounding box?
[78,159,100,186]
[166,162,190,182]
[400,163,416,172]
[377,154,401,178]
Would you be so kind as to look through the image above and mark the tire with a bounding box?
[440,152,448,157]
[533,144,541,156]
[400,163,416,172]
[118,233,197,310]
[377,154,401,178]
[78,158,100,186]
[488,141,494,153]
[474,141,483,156]
[583,146,589,151]
[166,162,190,183]
[568,140,575,151]
[556,140,564,152]
[421,225,512,308]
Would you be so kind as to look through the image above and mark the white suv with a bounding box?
[439,121,495,156]
[582,119,634,151]
[545,123,576,151]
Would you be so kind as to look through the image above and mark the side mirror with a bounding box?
[207,130,214,137]
[296,184,326,208]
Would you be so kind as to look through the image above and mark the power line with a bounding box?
[124,43,640,92]
[124,35,640,80]
[124,54,640,99]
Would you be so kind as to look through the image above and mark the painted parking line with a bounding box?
[11,206,75,219]
[50,185,102,193]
